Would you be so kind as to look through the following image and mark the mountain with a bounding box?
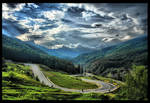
[22,40,95,59]
[73,35,148,79]
[2,35,79,74]
[24,42,95,59]
[46,45,95,59]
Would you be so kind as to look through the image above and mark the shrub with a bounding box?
[35,76,39,81]
[9,72,16,80]
[118,65,148,100]
[100,94,109,100]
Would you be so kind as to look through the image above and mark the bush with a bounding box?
[9,72,16,80]
[26,71,32,77]
[100,94,110,100]
[119,65,148,100]
[35,76,39,81]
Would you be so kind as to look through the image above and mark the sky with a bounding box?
[2,3,147,50]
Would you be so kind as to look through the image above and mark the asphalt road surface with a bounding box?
[25,63,118,93]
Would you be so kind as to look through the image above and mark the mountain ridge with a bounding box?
[73,35,148,79]
[2,35,79,74]
[73,34,147,64]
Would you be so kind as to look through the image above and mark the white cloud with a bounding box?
[132,27,144,34]
[27,3,39,8]
[27,17,46,24]
[66,3,83,8]
[34,36,56,45]
[2,3,9,11]
[16,33,30,41]
[2,3,25,20]
[3,3,147,50]
[65,3,107,17]
[106,17,133,31]
[18,19,31,29]
[42,10,64,21]
[132,18,140,25]
[81,33,100,39]
[80,4,106,16]
[3,3,25,12]
[44,24,70,35]
[49,44,63,49]
[120,35,131,41]
[2,3,25,12]
[66,43,80,48]
[82,11,96,21]
[15,22,72,44]
[17,17,48,34]
[14,3,26,11]
[107,12,116,18]
[2,12,16,20]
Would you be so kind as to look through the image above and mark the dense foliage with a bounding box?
[73,35,148,79]
[115,65,148,100]
[2,35,79,74]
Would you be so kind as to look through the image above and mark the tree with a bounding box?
[123,65,148,100]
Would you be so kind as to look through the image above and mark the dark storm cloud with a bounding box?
[39,24,58,30]
[2,3,147,49]
[7,3,19,8]
[2,19,29,36]
[27,35,45,41]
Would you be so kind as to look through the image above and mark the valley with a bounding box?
[2,34,148,100]
[73,35,148,80]
[2,61,121,100]
[27,63,118,93]
[2,3,148,101]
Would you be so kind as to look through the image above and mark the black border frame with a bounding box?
[1,0,149,103]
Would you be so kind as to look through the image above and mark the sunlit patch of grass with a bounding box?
[2,62,84,100]
[81,74,124,87]
[40,68,98,90]
[2,62,119,100]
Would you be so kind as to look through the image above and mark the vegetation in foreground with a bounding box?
[2,61,114,100]
[2,59,148,100]
[39,64,98,89]
[115,65,148,100]
[2,61,79,100]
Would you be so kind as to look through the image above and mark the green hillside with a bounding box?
[73,35,148,80]
[2,60,119,100]
[2,58,147,100]
[39,64,98,89]
[2,35,79,74]
[2,60,86,100]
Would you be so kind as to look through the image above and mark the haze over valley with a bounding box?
[2,3,148,100]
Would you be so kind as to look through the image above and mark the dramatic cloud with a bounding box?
[2,3,147,49]
[41,10,65,21]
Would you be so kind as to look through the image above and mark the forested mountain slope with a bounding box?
[73,35,148,79]
[2,35,79,74]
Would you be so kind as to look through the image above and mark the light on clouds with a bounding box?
[2,3,147,49]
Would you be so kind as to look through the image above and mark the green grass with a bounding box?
[2,61,125,100]
[81,74,124,87]
[74,92,112,100]
[2,62,82,100]
[2,61,109,100]
[40,66,98,90]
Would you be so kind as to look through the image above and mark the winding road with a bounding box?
[25,63,118,93]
